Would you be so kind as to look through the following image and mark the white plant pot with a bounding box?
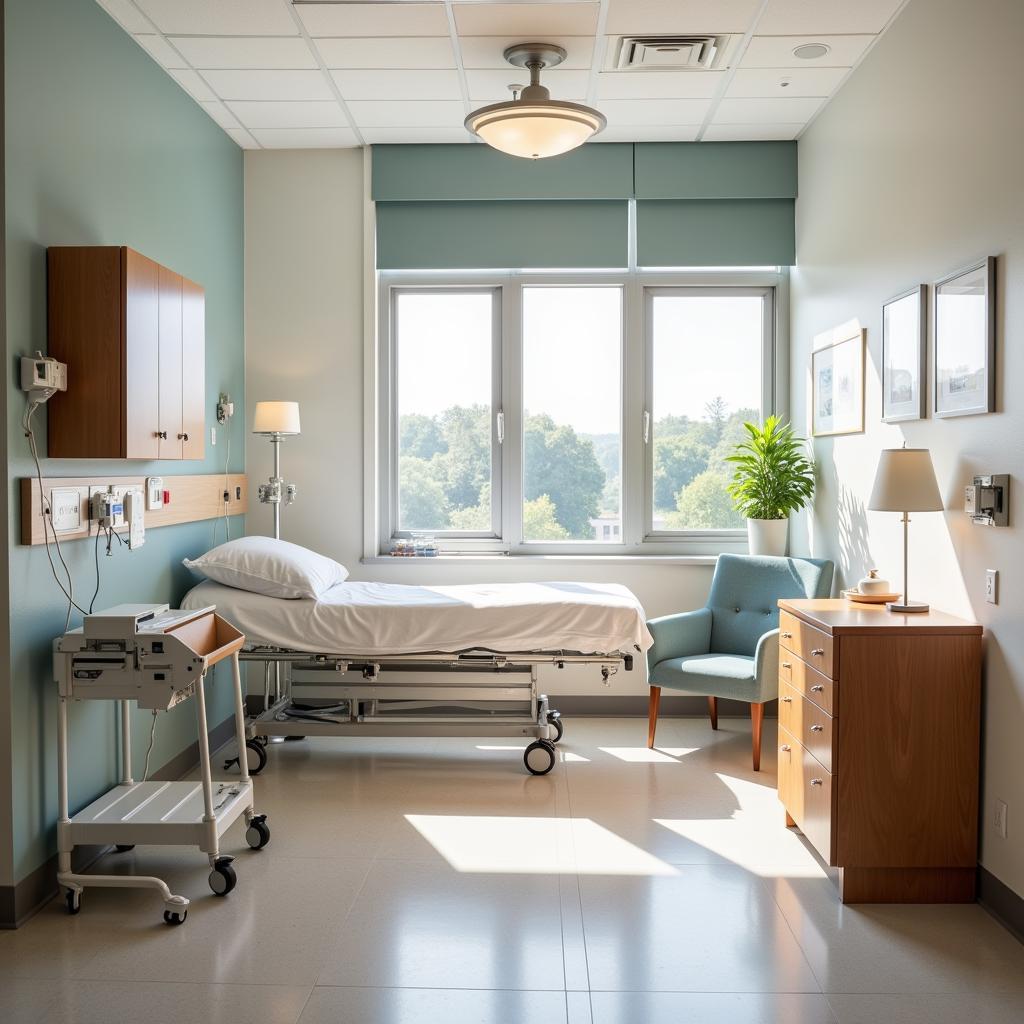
[747,518,788,557]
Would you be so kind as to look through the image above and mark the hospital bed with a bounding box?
[183,579,652,775]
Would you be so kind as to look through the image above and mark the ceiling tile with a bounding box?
[460,35,594,70]
[360,126,477,144]
[598,98,710,126]
[727,67,846,98]
[713,96,825,123]
[453,3,600,37]
[226,100,348,129]
[317,36,456,70]
[297,3,450,37]
[133,34,186,68]
[200,101,241,131]
[741,34,874,68]
[465,68,589,103]
[703,123,804,141]
[758,0,905,35]
[167,69,217,103]
[95,0,153,34]
[170,36,318,70]
[249,127,361,149]
[331,69,463,101]
[226,127,260,149]
[133,0,298,35]
[596,70,725,100]
[606,0,761,35]
[204,70,334,102]
[347,100,467,128]
[596,125,701,142]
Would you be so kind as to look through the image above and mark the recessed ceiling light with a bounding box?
[793,43,830,60]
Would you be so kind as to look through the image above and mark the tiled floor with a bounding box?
[2,716,1023,1023]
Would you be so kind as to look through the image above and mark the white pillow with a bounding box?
[183,537,348,600]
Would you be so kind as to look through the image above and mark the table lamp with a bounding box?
[867,446,943,612]
[253,401,300,540]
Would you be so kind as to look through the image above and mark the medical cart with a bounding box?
[54,604,271,925]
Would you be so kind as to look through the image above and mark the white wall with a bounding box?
[791,0,1024,897]
[243,149,716,700]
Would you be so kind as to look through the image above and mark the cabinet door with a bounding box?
[180,277,206,460]
[124,249,161,459]
[158,266,184,460]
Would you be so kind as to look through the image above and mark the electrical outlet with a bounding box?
[995,800,1008,839]
[986,569,999,604]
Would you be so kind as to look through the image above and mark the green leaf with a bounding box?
[724,415,815,520]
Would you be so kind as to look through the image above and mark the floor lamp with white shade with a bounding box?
[253,401,300,541]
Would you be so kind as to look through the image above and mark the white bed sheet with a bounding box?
[182,579,653,657]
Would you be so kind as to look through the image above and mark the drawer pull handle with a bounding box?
[781,696,793,703]
[781,632,793,639]
[781,661,792,669]
[811,648,825,657]
[810,778,823,786]
[779,744,791,752]
[811,684,824,692]
[810,724,824,732]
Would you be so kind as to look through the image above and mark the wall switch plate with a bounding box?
[986,569,999,604]
[995,799,1008,839]
[50,488,83,533]
[211,426,217,446]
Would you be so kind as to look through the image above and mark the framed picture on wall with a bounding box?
[882,285,927,422]
[811,328,865,437]
[934,256,996,417]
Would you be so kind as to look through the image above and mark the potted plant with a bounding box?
[726,415,815,557]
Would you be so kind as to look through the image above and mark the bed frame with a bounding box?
[231,646,634,775]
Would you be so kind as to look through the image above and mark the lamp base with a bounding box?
[886,600,930,613]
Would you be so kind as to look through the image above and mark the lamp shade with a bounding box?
[465,101,605,160]
[868,448,943,512]
[253,401,300,435]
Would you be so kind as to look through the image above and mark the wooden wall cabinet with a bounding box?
[777,599,982,904]
[47,246,206,460]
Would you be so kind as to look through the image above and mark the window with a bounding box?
[377,273,779,556]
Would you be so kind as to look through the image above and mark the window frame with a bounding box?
[374,268,785,558]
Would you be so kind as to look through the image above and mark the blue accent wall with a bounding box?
[4,0,245,885]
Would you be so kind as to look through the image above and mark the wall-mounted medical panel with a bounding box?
[47,246,206,459]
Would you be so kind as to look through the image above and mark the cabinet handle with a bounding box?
[810,778,823,786]
[811,684,824,692]
[811,648,825,657]
[155,430,168,440]
[781,696,792,703]
[779,744,791,752]
[178,433,189,441]
[781,661,792,669]
[810,724,824,732]
[781,632,793,639]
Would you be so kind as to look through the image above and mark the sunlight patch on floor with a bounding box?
[599,746,698,763]
[406,815,677,875]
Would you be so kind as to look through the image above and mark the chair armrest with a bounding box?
[646,607,713,670]
[753,628,780,703]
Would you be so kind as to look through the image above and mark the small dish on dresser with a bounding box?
[842,588,903,605]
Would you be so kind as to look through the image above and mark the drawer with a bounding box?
[778,680,835,771]
[778,726,835,864]
[779,610,835,679]
[779,654,835,715]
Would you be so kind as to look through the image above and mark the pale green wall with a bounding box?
[4,0,244,885]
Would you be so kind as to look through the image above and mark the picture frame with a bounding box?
[812,328,865,437]
[881,284,927,422]
[934,256,996,418]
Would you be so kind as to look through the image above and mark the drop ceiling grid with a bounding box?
[96,0,910,149]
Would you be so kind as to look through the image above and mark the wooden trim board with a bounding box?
[20,473,247,545]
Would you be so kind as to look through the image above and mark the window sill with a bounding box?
[361,554,720,566]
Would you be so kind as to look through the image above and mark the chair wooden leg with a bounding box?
[751,702,764,771]
[647,687,661,748]
[707,695,718,730]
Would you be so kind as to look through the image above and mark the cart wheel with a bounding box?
[546,711,564,743]
[114,844,135,853]
[224,739,267,775]
[245,816,271,850]
[163,909,187,926]
[524,739,557,776]
[65,889,81,915]
[209,858,237,896]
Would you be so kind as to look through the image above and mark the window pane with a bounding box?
[395,291,493,533]
[522,287,622,542]
[650,293,764,531]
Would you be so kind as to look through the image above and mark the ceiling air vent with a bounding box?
[614,35,728,71]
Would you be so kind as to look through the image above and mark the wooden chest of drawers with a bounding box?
[776,599,982,904]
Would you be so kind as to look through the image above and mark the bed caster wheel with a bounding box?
[209,857,237,896]
[524,739,557,776]
[225,739,267,775]
[546,711,563,743]
[163,909,187,926]
[114,844,135,853]
[246,816,271,850]
[64,889,82,915]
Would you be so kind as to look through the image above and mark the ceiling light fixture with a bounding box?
[465,43,606,160]
[792,42,831,60]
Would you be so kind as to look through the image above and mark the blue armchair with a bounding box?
[646,554,834,770]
